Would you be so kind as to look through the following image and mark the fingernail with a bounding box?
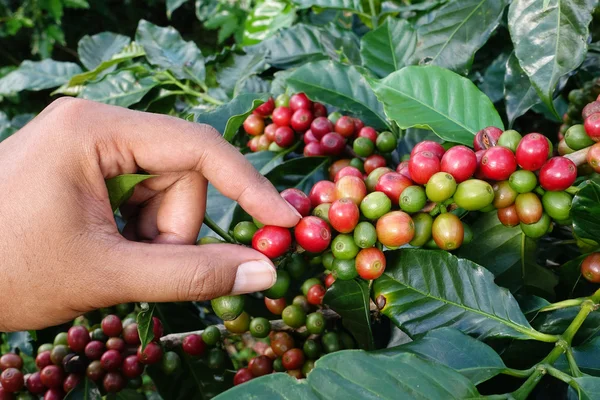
[231,260,277,294]
[285,201,303,219]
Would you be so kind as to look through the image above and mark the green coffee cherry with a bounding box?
[224,311,250,334]
[207,348,227,370]
[263,270,291,299]
[400,186,427,213]
[331,234,359,260]
[376,131,397,153]
[301,278,322,296]
[454,179,494,211]
[509,170,537,193]
[249,317,271,338]
[360,192,391,220]
[233,221,258,244]
[497,130,522,152]
[542,191,572,221]
[54,332,68,346]
[275,93,290,107]
[332,258,358,280]
[565,124,595,150]
[197,236,225,245]
[282,305,306,328]
[409,213,433,247]
[349,158,364,173]
[354,221,377,248]
[426,172,457,203]
[161,351,182,375]
[322,252,335,270]
[285,254,307,280]
[520,213,551,239]
[327,111,342,124]
[312,203,331,223]
[303,339,322,359]
[322,332,342,353]
[366,167,392,192]
[353,137,375,157]
[306,312,326,335]
[202,326,221,346]
[211,295,245,321]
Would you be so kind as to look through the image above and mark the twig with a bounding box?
[564,147,590,167]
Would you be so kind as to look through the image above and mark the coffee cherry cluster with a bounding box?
[0,314,176,399]
[560,78,600,136]
[243,93,397,160]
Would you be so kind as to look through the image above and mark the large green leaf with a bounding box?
[323,279,374,350]
[572,179,600,243]
[287,60,389,130]
[556,336,600,376]
[77,32,131,71]
[410,0,508,75]
[216,351,479,399]
[64,378,102,400]
[216,52,267,98]
[532,307,600,345]
[370,65,503,145]
[264,156,329,194]
[167,0,188,18]
[379,327,507,385]
[504,52,542,126]
[360,18,416,78]
[242,0,297,46]
[478,52,509,104]
[0,60,82,95]
[194,93,269,142]
[508,0,595,116]
[135,19,206,84]
[573,377,600,400]
[292,0,364,12]
[105,174,155,212]
[79,70,158,107]
[373,249,555,341]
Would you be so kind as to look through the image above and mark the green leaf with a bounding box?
[243,0,297,46]
[360,18,416,78]
[265,156,329,194]
[410,0,508,75]
[106,389,145,400]
[504,51,542,126]
[323,279,374,350]
[136,302,156,350]
[378,327,507,385]
[64,378,102,400]
[64,0,90,8]
[167,0,188,18]
[572,179,600,243]
[79,70,158,107]
[216,52,268,98]
[573,376,600,400]
[77,32,131,71]
[370,65,503,145]
[508,0,595,116]
[135,19,206,84]
[287,60,389,130]
[532,307,600,345]
[194,93,269,141]
[292,0,364,12]
[556,336,600,376]
[320,23,361,65]
[373,249,555,341]
[105,174,155,212]
[215,351,478,399]
[0,60,82,95]
[6,331,33,356]
[478,52,509,104]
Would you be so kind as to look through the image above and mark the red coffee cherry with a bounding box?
[335,175,367,205]
[516,133,550,171]
[247,136,259,152]
[353,118,365,132]
[587,142,600,172]
[473,126,503,151]
[324,273,336,288]
[256,134,271,151]
[252,226,292,259]
[474,149,487,179]
[183,334,206,357]
[253,97,275,117]
[122,355,144,379]
[0,354,22,371]
[309,180,336,208]
[312,102,327,117]
[137,342,163,365]
[411,140,445,159]
[249,355,273,377]
[123,323,141,346]
[498,205,520,227]
[375,172,412,205]
[264,297,287,315]
[63,373,81,393]
[306,285,326,305]
[335,116,356,137]
[100,350,122,372]
[281,188,311,217]
[0,369,23,393]
[363,155,387,175]
[581,253,600,283]
[103,372,125,393]
[291,109,314,132]
[583,102,600,120]
[25,371,45,394]
[101,315,123,337]
[40,365,64,389]
[356,248,386,280]
[275,126,295,147]
[303,142,325,157]
[440,145,477,183]
[396,161,411,180]
[357,127,377,142]
[44,388,65,400]
[290,93,312,112]
[233,368,253,386]
[515,193,543,224]
[272,106,293,127]
[84,341,105,361]
[329,199,360,233]
[584,113,600,142]
[35,351,52,371]
[106,337,126,352]
[335,166,363,182]
[295,216,332,253]
[539,157,577,191]
[263,123,277,142]
[320,132,346,155]
[282,348,305,370]
[409,151,441,185]
[86,360,104,382]
[481,147,517,181]
[243,114,265,136]
[0,384,14,400]
[376,211,415,248]
[271,332,295,357]
[303,129,318,144]
[152,317,164,342]
[67,326,90,353]
[311,117,334,139]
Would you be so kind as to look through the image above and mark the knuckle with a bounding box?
[50,97,89,119]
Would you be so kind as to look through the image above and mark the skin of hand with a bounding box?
[0,98,301,332]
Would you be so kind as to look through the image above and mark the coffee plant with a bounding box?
[3,0,600,399]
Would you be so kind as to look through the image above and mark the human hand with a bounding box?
[0,98,301,331]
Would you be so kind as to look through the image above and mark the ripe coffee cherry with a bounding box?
[0,355,22,371]
[329,199,360,233]
[63,373,81,393]
[84,341,105,360]
[137,342,163,365]
[183,334,206,356]
[282,305,306,328]
[249,356,273,377]
[432,213,464,250]
[44,389,65,400]
[67,326,90,353]
[272,106,292,127]
[581,253,600,283]
[356,248,386,280]
[234,368,253,386]
[306,285,326,305]
[335,116,355,137]
[473,126,503,151]
[265,297,286,315]
[587,142,600,172]
[492,181,518,209]
[252,225,292,258]
[515,193,543,224]
[426,172,456,203]
[248,136,259,152]
[454,179,494,211]
[303,141,324,157]
[376,211,415,248]
[271,332,295,356]
[101,315,123,337]
[122,355,144,379]
[583,102,600,119]
[584,113,600,142]
[353,118,365,132]
[335,166,363,182]
[409,151,441,185]
[516,133,550,171]
[290,93,312,111]
[40,365,63,389]
[100,349,122,372]
[253,97,275,117]
[103,372,125,393]
[291,109,314,132]
[25,372,45,395]
[287,369,303,379]
[363,155,387,175]
[281,188,311,217]
[0,369,23,393]
[304,129,318,144]
[498,205,520,227]
[309,180,336,207]
[357,127,377,142]
[481,147,517,181]
[275,126,295,147]
[311,117,334,139]
[106,337,125,353]
[295,216,332,253]
[123,323,141,345]
[396,161,411,180]
[335,175,367,205]
[282,349,305,370]
[86,360,104,382]
[539,157,577,191]
[313,102,327,117]
[243,114,265,136]
[440,145,477,183]
[375,172,412,205]
[321,132,346,155]
[411,140,445,159]
[35,351,52,370]
[329,159,351,180]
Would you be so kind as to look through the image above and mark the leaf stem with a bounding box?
[539,298,585,312]
[160,71,223,105]
[203,214,236,244]
[564,347,583,378]
[503,367,536,379]
[544,365,575,385]
[564,147,590,167]
[562,300,595,345]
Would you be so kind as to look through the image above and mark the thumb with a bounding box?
[104,241,277,304]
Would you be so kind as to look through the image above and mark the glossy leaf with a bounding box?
[0,60,82,95]
[508,0,595,115]
[136,19,206,84]
[324,279,374,350]
[137,302,156,350]
[242,0,297,46]
[216,52,267,98]
[167,0,188,18]
[572,179,600,243]
[360,18,416,78]
[287,60,389,129]
[292,0,364,12]
[105,174,155,211]
[77,32,131,70]
[216,351,478,399]
[379,327,507,385]
[532,307,600,345]
[321,23,361,65]
[410,0,508,75]
[79,70,158,107]
[195,93,269,141]
[573,377,600,400]
[65,378,102,400]
[373,249,553,341]
[504,52,542,126]
[478,52,509,104]
[265,156,329,194]
[370,65,503,145]
[556,336,600,376]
